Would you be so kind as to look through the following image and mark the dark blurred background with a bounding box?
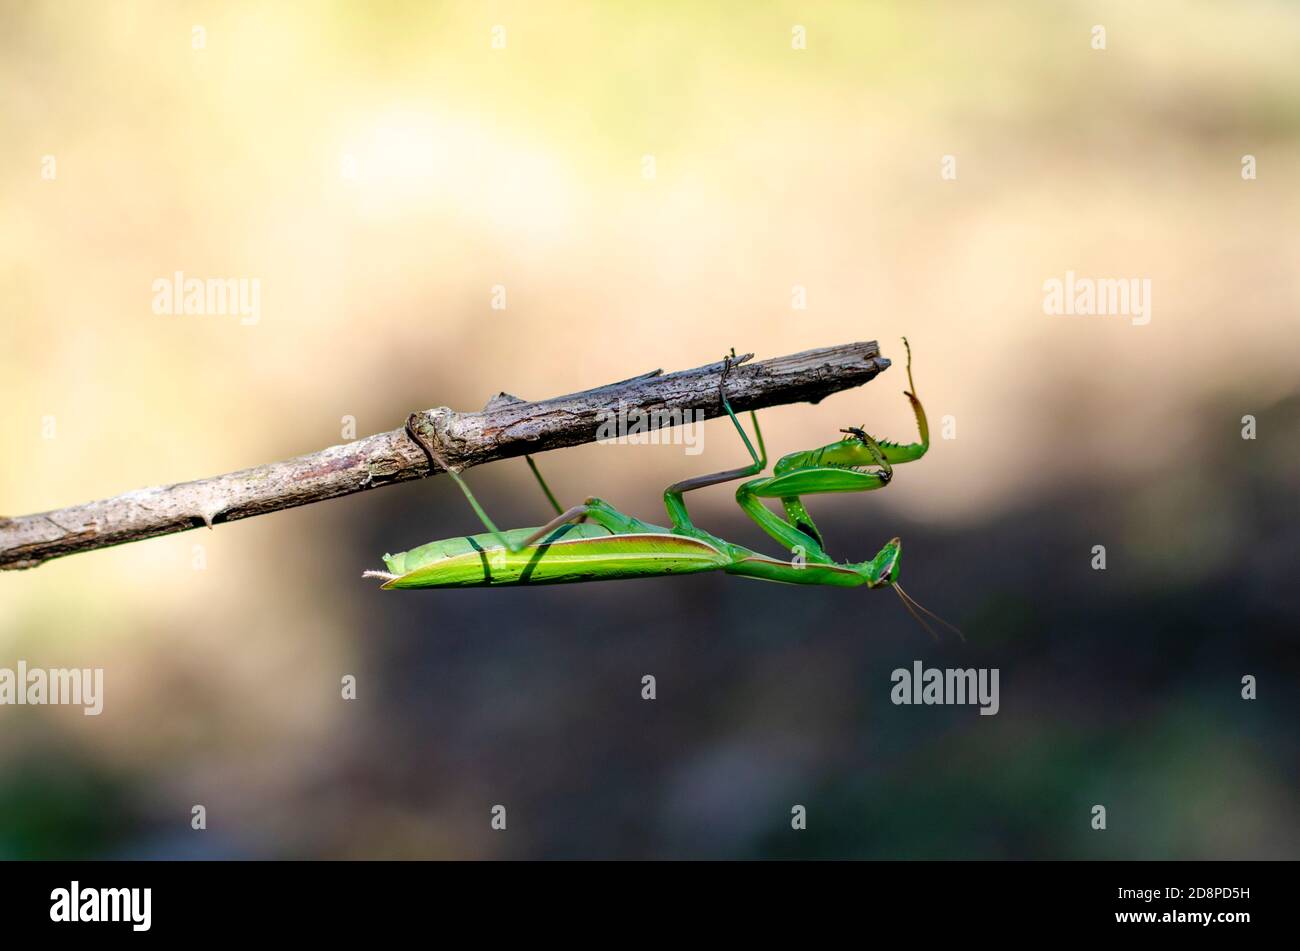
[2,1,1297,858]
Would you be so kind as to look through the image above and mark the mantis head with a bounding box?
[857,537,964,641]
[861,536,902,586]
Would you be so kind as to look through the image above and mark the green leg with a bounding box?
[405,413,534,553]
[663,351,768,533]
[525,455,565,516]
[407,414,621,552]
[734,477,834,563]
[777,496,824,549]
[776,433,890,547]
[518,497,638,547]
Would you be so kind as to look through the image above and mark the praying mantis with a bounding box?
[365,339,958,636]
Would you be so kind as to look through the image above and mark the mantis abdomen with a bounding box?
[376,523,730,589]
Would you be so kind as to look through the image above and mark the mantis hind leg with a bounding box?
[517,497,639,547]
[663,350,767,533]
[406,415,616,552]
[405,412,584,553]
[405,413,519,551]
[524,455,566,516]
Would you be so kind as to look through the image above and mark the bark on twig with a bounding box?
[0,341,891,570]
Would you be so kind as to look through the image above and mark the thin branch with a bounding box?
[0,341,891,570]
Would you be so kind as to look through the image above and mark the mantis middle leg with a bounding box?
[661,352,767,536]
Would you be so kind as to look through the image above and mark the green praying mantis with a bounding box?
[365,339,960,637]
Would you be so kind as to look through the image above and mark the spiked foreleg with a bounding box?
[734,478,833,564]
[779,496,825,549]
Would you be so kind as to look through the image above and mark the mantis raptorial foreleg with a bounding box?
[732,482,830,561]
[772,431,890,549]
[734,436,893,561]
[662,351,767,534]
[727,335,928,562]
[405,413,516,550]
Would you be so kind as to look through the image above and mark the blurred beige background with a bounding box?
[2,1,1297,857]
